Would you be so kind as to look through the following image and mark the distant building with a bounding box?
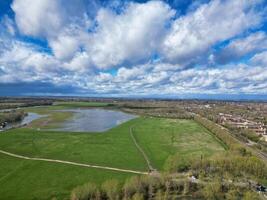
[218,113,266,136]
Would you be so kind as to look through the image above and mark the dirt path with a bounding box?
[0,149,148,175]
[129,126,156,172]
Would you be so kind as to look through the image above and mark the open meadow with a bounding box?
[0,103,225,200]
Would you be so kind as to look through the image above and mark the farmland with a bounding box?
[0,103,225,199]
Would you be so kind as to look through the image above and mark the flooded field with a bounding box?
[1,112,45,131]
[53,109,136,132]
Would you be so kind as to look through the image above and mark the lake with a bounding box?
[54,109,136,132]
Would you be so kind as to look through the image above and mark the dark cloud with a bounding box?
[0,82,83,96]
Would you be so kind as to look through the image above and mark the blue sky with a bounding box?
[0,0,267,99]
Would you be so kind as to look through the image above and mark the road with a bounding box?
[0,149,148,175]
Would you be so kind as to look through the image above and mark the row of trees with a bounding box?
[165,151,266,180]
[193,115,245,151]
[70,169,262,200]
[193,105,267,154]
[225,125,261,143]
[71,175,197,200]
[122,107,193,119]
[194,114,267,162]
[0,100,53,110]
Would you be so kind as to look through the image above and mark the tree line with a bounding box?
[0,100,53,110]
[0,110,27,124]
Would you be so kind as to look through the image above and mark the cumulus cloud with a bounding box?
[12,0,65,38]
[0,40,61,83]
[1,0,266,96]
[86,1,175,69]
[161,0,263,64]
[89,61,267,95]
[11,0,175,69]
[11,0,89,38]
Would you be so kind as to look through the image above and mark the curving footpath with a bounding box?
[0,149,148,175]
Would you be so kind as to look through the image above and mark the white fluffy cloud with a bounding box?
[1,0,266,96]
[162,0,263,64]
[12,0,65,37]
[11,0,265,70]
[11,0,175,69]
[86,1,175,69]
[11,0,89,38]
[0,40,61,83]
[89,62,267,95]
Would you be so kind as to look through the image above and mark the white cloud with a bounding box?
[162,0,263,64]
[215,31,267,64]
[3,0,267,96]
[11,0,265,70]
[11,0,175,70]
[63,51,91,71]
[89,62,267,95]
[49,31,81,61]
[0,40,61,83]
[250,51,267,66]
[11,0,90,38]
[86,1,175,69]
[12,0,65,38]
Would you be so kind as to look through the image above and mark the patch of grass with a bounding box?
[0,106,225,200]
[0,154,131,200]
[0,119,148,171]
[133,118,225,170]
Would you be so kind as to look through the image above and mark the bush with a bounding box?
[131,193,144,200]
[202,178,224,200]
[164,154,192,173]
[243,191,261,200]
[102,179,120,200]
[70,182,99,200]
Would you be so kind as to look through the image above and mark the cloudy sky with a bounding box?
[0,0,267,99]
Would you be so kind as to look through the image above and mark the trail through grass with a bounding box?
[0,105,225,200]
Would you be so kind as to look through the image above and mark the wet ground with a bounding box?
[52,109,136,132]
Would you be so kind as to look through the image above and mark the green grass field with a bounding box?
[133,118,226,170]
[0,104,225,200]
[0,154,131,200]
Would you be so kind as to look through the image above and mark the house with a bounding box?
[218,113,266,136]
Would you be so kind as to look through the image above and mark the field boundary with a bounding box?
[0,149,148,175]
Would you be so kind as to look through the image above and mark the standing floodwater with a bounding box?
[1,112,45,131]
[55,109,136,132]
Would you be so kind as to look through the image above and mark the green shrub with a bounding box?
[70,182,99,200]
[102,179,120,200]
